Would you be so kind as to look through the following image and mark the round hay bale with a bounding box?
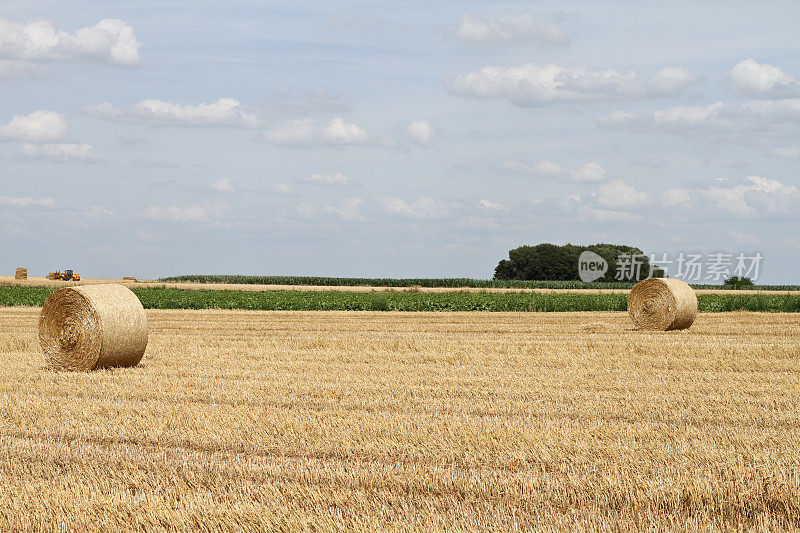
[39,284,148,370]
[627,278,697,331]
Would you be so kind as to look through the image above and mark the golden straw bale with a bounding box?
[38,284,148,370]
[627,278,697,331]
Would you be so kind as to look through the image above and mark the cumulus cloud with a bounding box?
[730,230,760,246]
[629,156,668,168]
[578,206,642,223]
[325,197,364,221]
[82,206,114,220]
[596,98,800,134]
[379,196,450,219]
[118,133,147,145]
[597,102,729,132]
[263,117,372,147]
[323,117,369,144]
[129,157,180,168]
[446,63,700,106]
[726,59,799,98]
[0,18,141,67]
[85,98,260,127]
[405,120,436,147]
[296,197,365,222]
[267,88,351,114]
[686,176,799,219]
[17,143,101,163]
[502,159,607,182]
[144,202,230,223]
[661,188,692,208]
[274,182,295,195]
[595,180,652,210]
[210,178,235,193]
[263,118,315,145]
[0,195,56,209]
[302,172,353,187]
[450,13,568,46]
[0,59,47,80]
[503,159,564,176]
[0,110,68,142]
[570,162,607,182]
[647,66,704,96]
[773,146,800,159]
[478,199,504,210]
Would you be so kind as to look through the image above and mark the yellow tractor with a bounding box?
[48,270,81,281]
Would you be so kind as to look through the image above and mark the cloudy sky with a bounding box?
[1,1,799,281]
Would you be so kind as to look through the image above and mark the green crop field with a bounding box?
[2,286,800,312]
[158,274,800,291]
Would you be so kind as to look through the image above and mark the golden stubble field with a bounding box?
[1,308,799,531]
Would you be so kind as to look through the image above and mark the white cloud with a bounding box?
[702,184,756,218]
[325,197,364,221]
[267,89,350,114]
[144,202,230,223]
[596,110,635,127]
[210,178,235,193]
[698,176,799,218]
[597,101,730,132]
[596,180,652,210]
[652,102,725,127]
[118,133,146,145]
[570,162,607,182]
[450,13,568,46]
[503,159,606,182]
[661,188,692,208]
[405,120,436,147]
[129,157,179,168]
[85,98,260,127]
[0,59,46,79]
[478,199,503,210]
[0,110,68,142]
[82,206,114,219]
[739,98,800,119]
[17,143,101,163]
[647,66,704,96]
[773,146,800,159]
[727,59,799,97]
[446,63,699,106]
[379,196,450,219]
[264,118,315,145]
[502,159,563,176]
[730,230,760,246]
[322,117,369,144]
[598,98,800,134]
[264,117,371,147]
[0,18,141,67]
[0,196,56,209]
[274,182,295,195]
[629,156,668,168]
[578,206,642,223]
[295,197,365,221]
[302,172,353,187]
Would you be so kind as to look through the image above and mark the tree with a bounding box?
[494,243,661,281]
[723,276,754,289]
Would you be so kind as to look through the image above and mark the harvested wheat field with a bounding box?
[1,308,799,531]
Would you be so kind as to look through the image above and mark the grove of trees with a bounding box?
[494,243,662,282]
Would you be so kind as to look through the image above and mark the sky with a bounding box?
[1,1,799,282]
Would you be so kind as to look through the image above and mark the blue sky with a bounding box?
[1,1,799,281]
